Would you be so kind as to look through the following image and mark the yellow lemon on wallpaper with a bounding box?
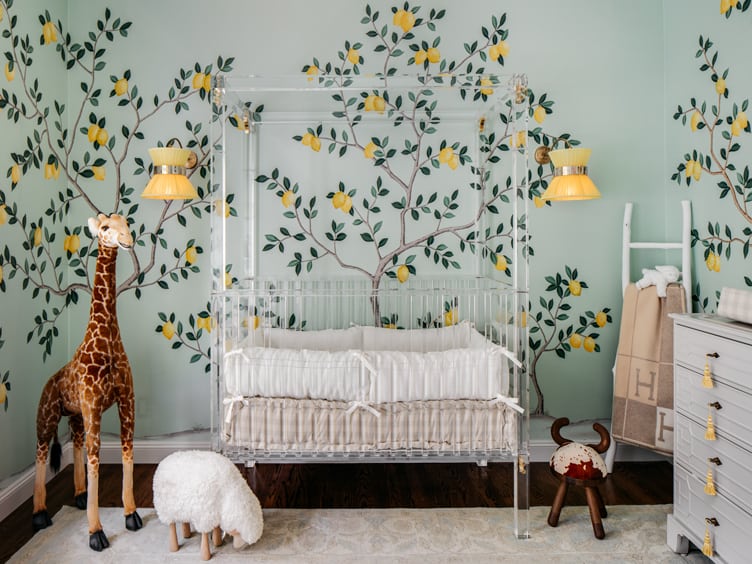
[569,333,583,349]
[533,195,545,208]
[438,147,454,164]
[64,233,80,254]
[393,9,415,33]
[224,272,232,288]
[332,191,347,209]
[0,264,3,285]
[568,279,582,296]
[705,252,721,272]
[202,73,211,92]
[737,110,748,128]
[518,311,527,328]
[87,124,100,142]
[340,194,353,213]
[96,128,109,146]
[347,48,360,65]
[512,131,526,148]
[301,132,314,146]
[281,190,295,208]
[246,315,260,330]
[42,21,57,45]
[33,226,42,247]
[720,0,732,13]
[715,77,726,95]
[161,321,175,340]
[494,255,508,271]
[731,120,742,137]
[447,154,459,170]
[192,72,205,90]
[373,96,385,113]
[92,166,105,181]
[414,50,427,65]
[364,95,375,111]
[685,160,695,179]
[196,316,212,333]
[185,246,197,265]
[44,163,60,180]
[397,264,409,283]
[306,65,319,81]
[533,106,546,125]
[384,323,397,329]
[595,311,608,328]
[583,336,596,352]
[4,62,14,82]
[0,384,6,405]
[11,164,20,184]
[364,141,377,159]
[489,41,509,61]
[692,162,701,181]
[690,110,702,131]
[310,136,321,152]
[480,77,493,96]
[444,308,458,327]
[114,77,128,96]
[0,204,7,225]
[213,199,230,218]
[426,48,440,64]
[488,44,500,62]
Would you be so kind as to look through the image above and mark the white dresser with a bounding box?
[667,314,752,563]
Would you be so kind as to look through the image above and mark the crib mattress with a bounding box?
[221,397,518,454]
[224,323,515,403]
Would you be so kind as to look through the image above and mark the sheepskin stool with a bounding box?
[153,450,263,560]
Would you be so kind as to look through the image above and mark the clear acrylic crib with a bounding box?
[210,73,531,538]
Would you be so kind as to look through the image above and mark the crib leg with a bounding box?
[169,522,179,552]
[182,522,192,539]
[200,532,211,561]
[213,526,223,546]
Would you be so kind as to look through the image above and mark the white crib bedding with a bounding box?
[224,322,517,403]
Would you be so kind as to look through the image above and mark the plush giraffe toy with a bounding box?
[32,213,142,551]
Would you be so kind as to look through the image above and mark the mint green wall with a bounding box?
[6,1,745,483]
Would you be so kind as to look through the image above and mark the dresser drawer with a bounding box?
[675,365,752,452]
[675,413,752,512]
[674,464,751,564]
[674,324,752,393]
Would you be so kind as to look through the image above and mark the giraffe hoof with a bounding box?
[74,493,87,510]
[32,510,52,531]
[125,511,143,531]
[89,529,110,551]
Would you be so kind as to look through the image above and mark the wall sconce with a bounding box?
[536,145,600,201]
[141,139,198,200]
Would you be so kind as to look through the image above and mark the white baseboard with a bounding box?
[0,434,210,523]
[0,432,667,524]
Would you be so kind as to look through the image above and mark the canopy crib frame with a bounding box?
[209,73,531,538]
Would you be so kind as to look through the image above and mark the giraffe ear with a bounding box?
[87,216,101,238]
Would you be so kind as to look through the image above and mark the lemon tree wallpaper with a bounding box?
[15,0,749,484]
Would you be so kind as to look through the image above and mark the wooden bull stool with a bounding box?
[547,417,611,539]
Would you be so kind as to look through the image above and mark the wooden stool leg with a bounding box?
[169,522,179,552]
[200,532,211,561]
[585,486,605,539]
[547,477,569,527]
[594,486,607,518]
[213,526,223,546]
[182,522,192,538]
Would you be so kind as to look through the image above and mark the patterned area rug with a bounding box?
[9,505,708,563]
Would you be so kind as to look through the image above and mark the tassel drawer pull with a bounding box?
[705,403,718,441]
[709,401,722,410]
[706,352,720,358]
[702,353,718,388]
[702,517,719,557]
[708,457,722,466]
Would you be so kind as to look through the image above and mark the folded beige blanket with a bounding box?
[611,283,686,455]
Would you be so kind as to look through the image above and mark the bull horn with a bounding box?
[550,417,571,446]
[588,422,611,454]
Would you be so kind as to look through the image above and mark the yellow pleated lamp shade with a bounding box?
[541,148,601,201]
[141,147,198,200]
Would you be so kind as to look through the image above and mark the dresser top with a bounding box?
[671,313,752,345]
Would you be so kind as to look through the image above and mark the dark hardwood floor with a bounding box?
[0,461,673,563]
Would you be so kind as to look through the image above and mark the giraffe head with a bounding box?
[87,213,133,250]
